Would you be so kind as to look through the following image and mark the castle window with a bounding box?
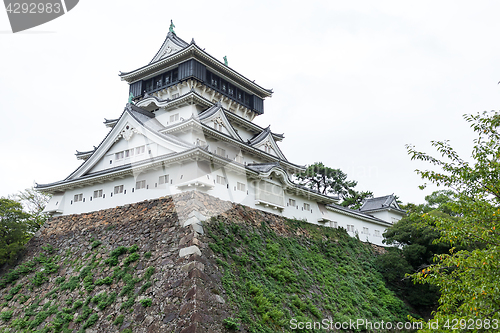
[216,175,227,185]
[136,180,146,190]
[136,146,145,155]
[159,175,169,185]
[333,221,338,228]
[374,230,381,237]
[235,154,244,163]
[216,147,226,157]
[303,203,310,211]
[170,113,179,123]
[196,139,206,146]
[155,75,163,89]
[362,227,369,235]
[93,190,103,198]
[288,198,296,207]
[171,93,179,99]
[114,185,124,194]
[115,151,124,160]
[74,194,83,202]
[237,182,245,192]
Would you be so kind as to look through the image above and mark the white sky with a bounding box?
[1,0,500,205]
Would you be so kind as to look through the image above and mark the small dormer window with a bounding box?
[136,180,146,190]
[170,113,179,123]
[136,146,145,155]
[216,175,227,185]
[159,175,169,185]
[114,185,124,194]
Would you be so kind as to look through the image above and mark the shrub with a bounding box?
[113,314,124,326]
[139,298,152,307]
[223,317,239,330]
[31,272,48,287]
[140,281,152,293]
[54,276,65,284]
[144,251,152,259]
[91,240,102,249]
[95,276,113,285]
[0,310,13,322]
[123,252,140,266]
[60,276,80,291]
[144,267,155,280]
[83,313,99,329]
[128,244,138,253]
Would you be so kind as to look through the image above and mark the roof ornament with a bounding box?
[223,56,228,66]
[128,92,135,105]
[191,38,196,45]
[169,20,176,34]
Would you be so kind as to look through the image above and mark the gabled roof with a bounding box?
[248,126,271,145]
[246,162,280,173]
[326,203,393,227]
[119,34,272,99]
[247,126,287,161]
[358,194,405,214]
[149,32,190,64]
[198,102,243,141]
[60,103,193,182]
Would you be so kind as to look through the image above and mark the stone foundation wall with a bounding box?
[0,191,382,333]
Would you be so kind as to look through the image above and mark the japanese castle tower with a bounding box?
[37,27,404,246]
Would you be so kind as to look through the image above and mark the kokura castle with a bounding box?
[37,26,404,246]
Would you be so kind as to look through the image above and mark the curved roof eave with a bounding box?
[119,44,273,98]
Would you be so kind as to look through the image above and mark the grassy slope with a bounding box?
[0,242,155,333]
[206,218,413,333]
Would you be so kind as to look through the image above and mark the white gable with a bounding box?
[67,111,193,180]
[199,108,242,142]
[253,134,286,160]
[149,32,189,64]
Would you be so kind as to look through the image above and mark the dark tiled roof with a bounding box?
[327,203,390,224]
[358,194,404,213]
[245,162,279,173]
[248,126,271,145]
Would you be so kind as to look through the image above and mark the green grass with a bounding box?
[0,242,155,332]
[206,218,412,333]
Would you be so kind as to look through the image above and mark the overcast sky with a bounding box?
[1,0,500,205]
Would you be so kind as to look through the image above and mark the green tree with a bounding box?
[376,191,454,317]
[0,198,35,265]
[296,162,373,209]
[9,187,50,228]
[406,111,500,330]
